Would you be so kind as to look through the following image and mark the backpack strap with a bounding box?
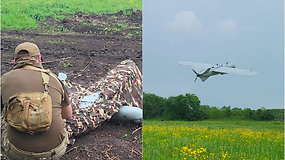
[41,72,49,94]
[22,65,64,95]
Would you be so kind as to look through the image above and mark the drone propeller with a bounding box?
[192,69,198,82]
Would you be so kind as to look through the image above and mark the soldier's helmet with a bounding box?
[14,42,41,59]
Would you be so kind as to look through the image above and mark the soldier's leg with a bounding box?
[1,117,23,160]
[1,116,10,159]
[87,59,143,108]
[88,59,143,122]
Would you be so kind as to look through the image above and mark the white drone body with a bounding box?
[178,61,258,82]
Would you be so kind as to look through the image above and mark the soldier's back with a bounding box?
[1,68,67,152]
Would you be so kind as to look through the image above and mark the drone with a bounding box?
[178,61,258,82]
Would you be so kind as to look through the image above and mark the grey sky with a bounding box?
[143,0,284,109]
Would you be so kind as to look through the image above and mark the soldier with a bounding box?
[1,42,72,160]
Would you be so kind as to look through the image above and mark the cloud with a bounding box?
[218,19,237,36]
[166,11,202,33]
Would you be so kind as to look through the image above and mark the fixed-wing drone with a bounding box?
[178,61,258,82]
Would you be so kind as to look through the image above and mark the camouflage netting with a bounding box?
[64,59,143,144]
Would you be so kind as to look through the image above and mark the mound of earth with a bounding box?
[1,10,142,160]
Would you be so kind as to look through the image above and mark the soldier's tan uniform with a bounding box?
[2,66,70,152]
[1,42,71,160]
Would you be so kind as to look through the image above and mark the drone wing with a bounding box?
[178,61,213,73]
[213,67,258,76]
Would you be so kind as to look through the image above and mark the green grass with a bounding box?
[62,62,73,68]
[125,32,135,39]
[115,23,129,29]
[1,0,142,30]
[101,23,142,35]
[103,26,121,34]
[143,120,284,160]
[47,39,74,44]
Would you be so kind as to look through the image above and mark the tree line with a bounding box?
[143,92,284,121]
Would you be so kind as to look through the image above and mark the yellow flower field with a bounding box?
[143,120,284,160]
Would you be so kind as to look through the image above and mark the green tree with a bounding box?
[231,107,243,119]
[143,93,165,119]
[199,105,210,120]
[252,107,275,121]
[164,93,204,121]
[243,108,253,120]
[208,107,221,119]
[221,106,231,118]
[164,95,189,120]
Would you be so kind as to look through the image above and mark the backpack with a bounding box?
[3,66,60,135]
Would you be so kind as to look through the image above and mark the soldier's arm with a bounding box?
[59,76,72,119]
[61,104,72,119]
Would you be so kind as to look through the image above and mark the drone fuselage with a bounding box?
[196,68,226,82]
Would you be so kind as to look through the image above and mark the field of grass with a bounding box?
[1,0,142,30]
[143,120,284,160]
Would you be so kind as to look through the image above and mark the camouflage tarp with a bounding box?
[64,59,142,144]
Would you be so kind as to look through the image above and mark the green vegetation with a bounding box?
[135,31,142,35]
[102,23,141,35]
[122,133,128,138]
[1,0,142,30]
[125,33,133,39]
[114,23,141,30]
[143,92,284,121]
[91,23,98,27]
[129,25,142,30]
[115,23,129,29]
[143,92,284,159]
[104,26,121,34]
[47,39,66,44]
[122,9,134,17]
[124,31,141,39]
[63,63,73,68]
[143,120,284,160]
[82,22,89,26]
[47,39,76,45]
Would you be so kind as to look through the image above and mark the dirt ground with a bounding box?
[1,10,142,160]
